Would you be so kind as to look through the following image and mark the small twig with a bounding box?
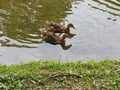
[48,73,82,80]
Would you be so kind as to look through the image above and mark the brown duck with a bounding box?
[40,30,72,50]
[46,21,75,34]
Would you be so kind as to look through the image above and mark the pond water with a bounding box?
[0,0,120,65]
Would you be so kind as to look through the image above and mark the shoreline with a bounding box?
[0,60,120,89]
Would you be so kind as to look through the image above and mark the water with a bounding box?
[0,0,120,65]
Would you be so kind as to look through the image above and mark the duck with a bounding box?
[46,21,75,34]
[40,30,72,50]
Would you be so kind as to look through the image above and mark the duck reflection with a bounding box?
[40,21,76,50]
[40,30,72,50]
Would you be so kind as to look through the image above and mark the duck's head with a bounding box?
[67,23,75,29]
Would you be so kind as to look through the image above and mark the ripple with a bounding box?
[0,0,76,48]
[93,0,120,11]
[88,0,120,18]
[0,36,38,48]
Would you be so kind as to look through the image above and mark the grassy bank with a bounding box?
[0,60,120,90]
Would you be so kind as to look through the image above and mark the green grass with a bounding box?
[0,59,120,90]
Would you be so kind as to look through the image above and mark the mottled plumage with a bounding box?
[46,21,75,34]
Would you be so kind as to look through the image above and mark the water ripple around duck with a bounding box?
[88,0,120,18]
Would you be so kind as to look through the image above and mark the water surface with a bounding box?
[0,0,120,65]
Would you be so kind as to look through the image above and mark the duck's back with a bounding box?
[46,21,66,33]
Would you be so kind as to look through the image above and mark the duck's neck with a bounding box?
[61,34,68,41]
[65,25,71,33]
[65,24,70,30]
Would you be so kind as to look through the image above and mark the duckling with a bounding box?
[46,21,75,34]
[40,30,72,50]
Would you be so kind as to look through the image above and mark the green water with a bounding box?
[0,0,120,64]
[0,0,76,48]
